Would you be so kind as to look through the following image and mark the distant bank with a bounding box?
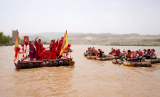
[2,31,160,46]
[0,32,12,46]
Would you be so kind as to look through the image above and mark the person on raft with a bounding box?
[150,49,157,59]
[121,49,127,60]
[50,39,55,59]
[57,37,64,58]
[131,50,142,61]
[29,41,35,60]
[109,48,116,55]
[97,49,103,57]
[142,49,151,59]
[51,39,58,59]
[97,49,107,57]
[139,49,143,57]
[91,47,95,55]
[125,50,132,61]
[93,48,98,56]
[35,37,43,60]
[116,49,121,56]
[142,49,147,58]
[146,49,151,59]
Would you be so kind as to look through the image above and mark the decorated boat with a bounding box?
[14,30,75,69]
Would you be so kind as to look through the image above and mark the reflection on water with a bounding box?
[0,45,160,97]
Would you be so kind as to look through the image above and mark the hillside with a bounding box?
[20,32,160,46]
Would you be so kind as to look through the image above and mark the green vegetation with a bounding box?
[142,39,160,42]
[0,32,12,46]
[155,39,160,42]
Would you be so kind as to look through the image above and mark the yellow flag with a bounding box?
[14,32,19,62]
[59,30,69,56]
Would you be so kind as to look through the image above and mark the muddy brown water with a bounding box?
[0,45,160,97]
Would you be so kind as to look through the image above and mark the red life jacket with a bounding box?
[150,50,153,55]
[127,52,131,58]
[133,53,137,58]
[112,49,115,54]
[144,51,147,55]
[147,51,150,55]
[139,51,143,56]
[94,50,97,55]
[123,51,127,56]
[150,50,154,58]
[131,52,134,54]
[116,50,120,55]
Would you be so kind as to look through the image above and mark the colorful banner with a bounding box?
[24,36,29,44]
[14,32,19,62]
[24,36,29,53]
[59,30,69,56]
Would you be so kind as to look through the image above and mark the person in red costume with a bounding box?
[35,37,43,60]
[57,37,64,57]
[51,39,57,59]
[50,40,53,51]
[50,40,53,58]
[29,41,35,60]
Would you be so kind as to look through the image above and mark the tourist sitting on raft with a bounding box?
[120,49,127,60]
[109,48,121,57]
[124,48,157,61]
[142,49,157,59]
[84,47,107,57]
[132,50,142,61]
[85,47,98,56]
[125,50,141,61]
[97,49,107,57]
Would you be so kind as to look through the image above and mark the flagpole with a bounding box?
[26,46,27,57]
[18,52,19,60]
[23,46,24,57]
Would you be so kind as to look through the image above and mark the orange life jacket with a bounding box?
[133,53,137,58]
[127,52,131,58]
[123,52,127,56]
[139,51,143,56]
[150,50,154,58]
[147,51,150,55]
[144,51,147,55]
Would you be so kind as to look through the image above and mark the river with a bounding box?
[0,45,160,97]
